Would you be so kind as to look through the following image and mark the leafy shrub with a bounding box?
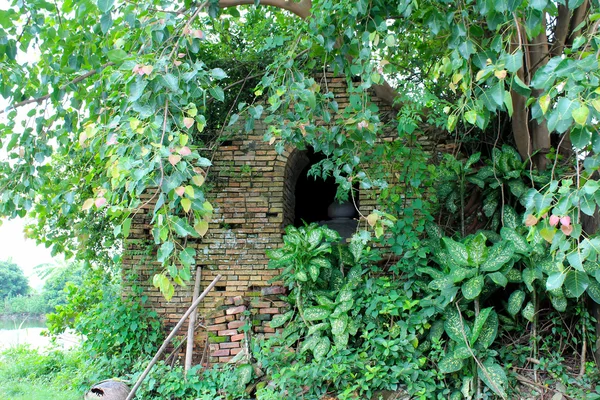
[0,294,50,315]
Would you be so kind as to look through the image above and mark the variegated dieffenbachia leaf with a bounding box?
[312,336,331,361]
[587,280,600,304]
[453,343,472,359]
[270,310,293,328]
[478,359,507,398]
[307,322,330,336]
[333,332,349,348]
[462,275,484,300]
[500,227,531,254]
[443,237,470,266]
[303,306,331,321]
[467,233,487,266]
[438,353,465,374]
[445,308,471,345]
[549,292,567,312]
[300,334,321,354]
[502,206,519,229]
[507,290,525,316]
[475,311,498,350]
[521,301,535,322]
[330,314,348,335]
[470,307,492,346]
[480,241,514,272]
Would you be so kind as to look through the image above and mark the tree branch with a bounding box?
[551,5,570,57]
[0,62,114,115]
[218,0,312,19]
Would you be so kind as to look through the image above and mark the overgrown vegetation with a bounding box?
[3,0,600,398]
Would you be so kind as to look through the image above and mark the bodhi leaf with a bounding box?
[564,270,590,298]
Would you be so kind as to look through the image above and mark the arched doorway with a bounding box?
[283,148,358,239]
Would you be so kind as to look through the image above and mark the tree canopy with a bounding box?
[0,260,29,299]
[2,0,600,299]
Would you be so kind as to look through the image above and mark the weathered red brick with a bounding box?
[226,305,247,315]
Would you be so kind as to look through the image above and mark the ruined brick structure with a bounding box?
[122,71,448,364]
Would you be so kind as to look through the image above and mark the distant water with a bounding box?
[0,318,80,350]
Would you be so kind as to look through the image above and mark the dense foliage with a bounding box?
[2,0,600,398]
[0,260,29,299]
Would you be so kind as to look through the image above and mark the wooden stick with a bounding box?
[185,266,203,374]
[126,274,222,400]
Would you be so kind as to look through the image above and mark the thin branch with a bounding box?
[0,62,114,115]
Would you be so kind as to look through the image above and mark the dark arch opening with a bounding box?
[293,149,337,226]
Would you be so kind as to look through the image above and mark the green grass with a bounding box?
[0,345,85,400]
[0,382,80,400]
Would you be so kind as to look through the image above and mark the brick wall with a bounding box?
[122,71,450,365]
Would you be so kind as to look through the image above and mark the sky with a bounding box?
[0,218,56,291]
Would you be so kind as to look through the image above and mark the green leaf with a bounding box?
[502,206,519,229]
[567,251,585,272]
[439,354,465,374]
[487,272,508,287]
[162,74,179,92]
[546,272,566,290]
[300,334,320,354]
[462,275,484,300]
[303,306,331,321]
[270,311,293,328]
[179,247,196,267]
[210,86,225,102]
[122,217,131,238]
[572,105,590,125]
[478,360,507,398]
[507,290,525,316]
[571,127,592,149]
[307,263,319,282]
[236,364,253,392]
[480,241,514,272]
[107,49,128,64]
[442,237,470,266]
[470,307,492,346]
[97,0,115,13]
[564,270,589,298]
[157,241,174,263]
[210,68,228,80]
[464,110,477,125]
